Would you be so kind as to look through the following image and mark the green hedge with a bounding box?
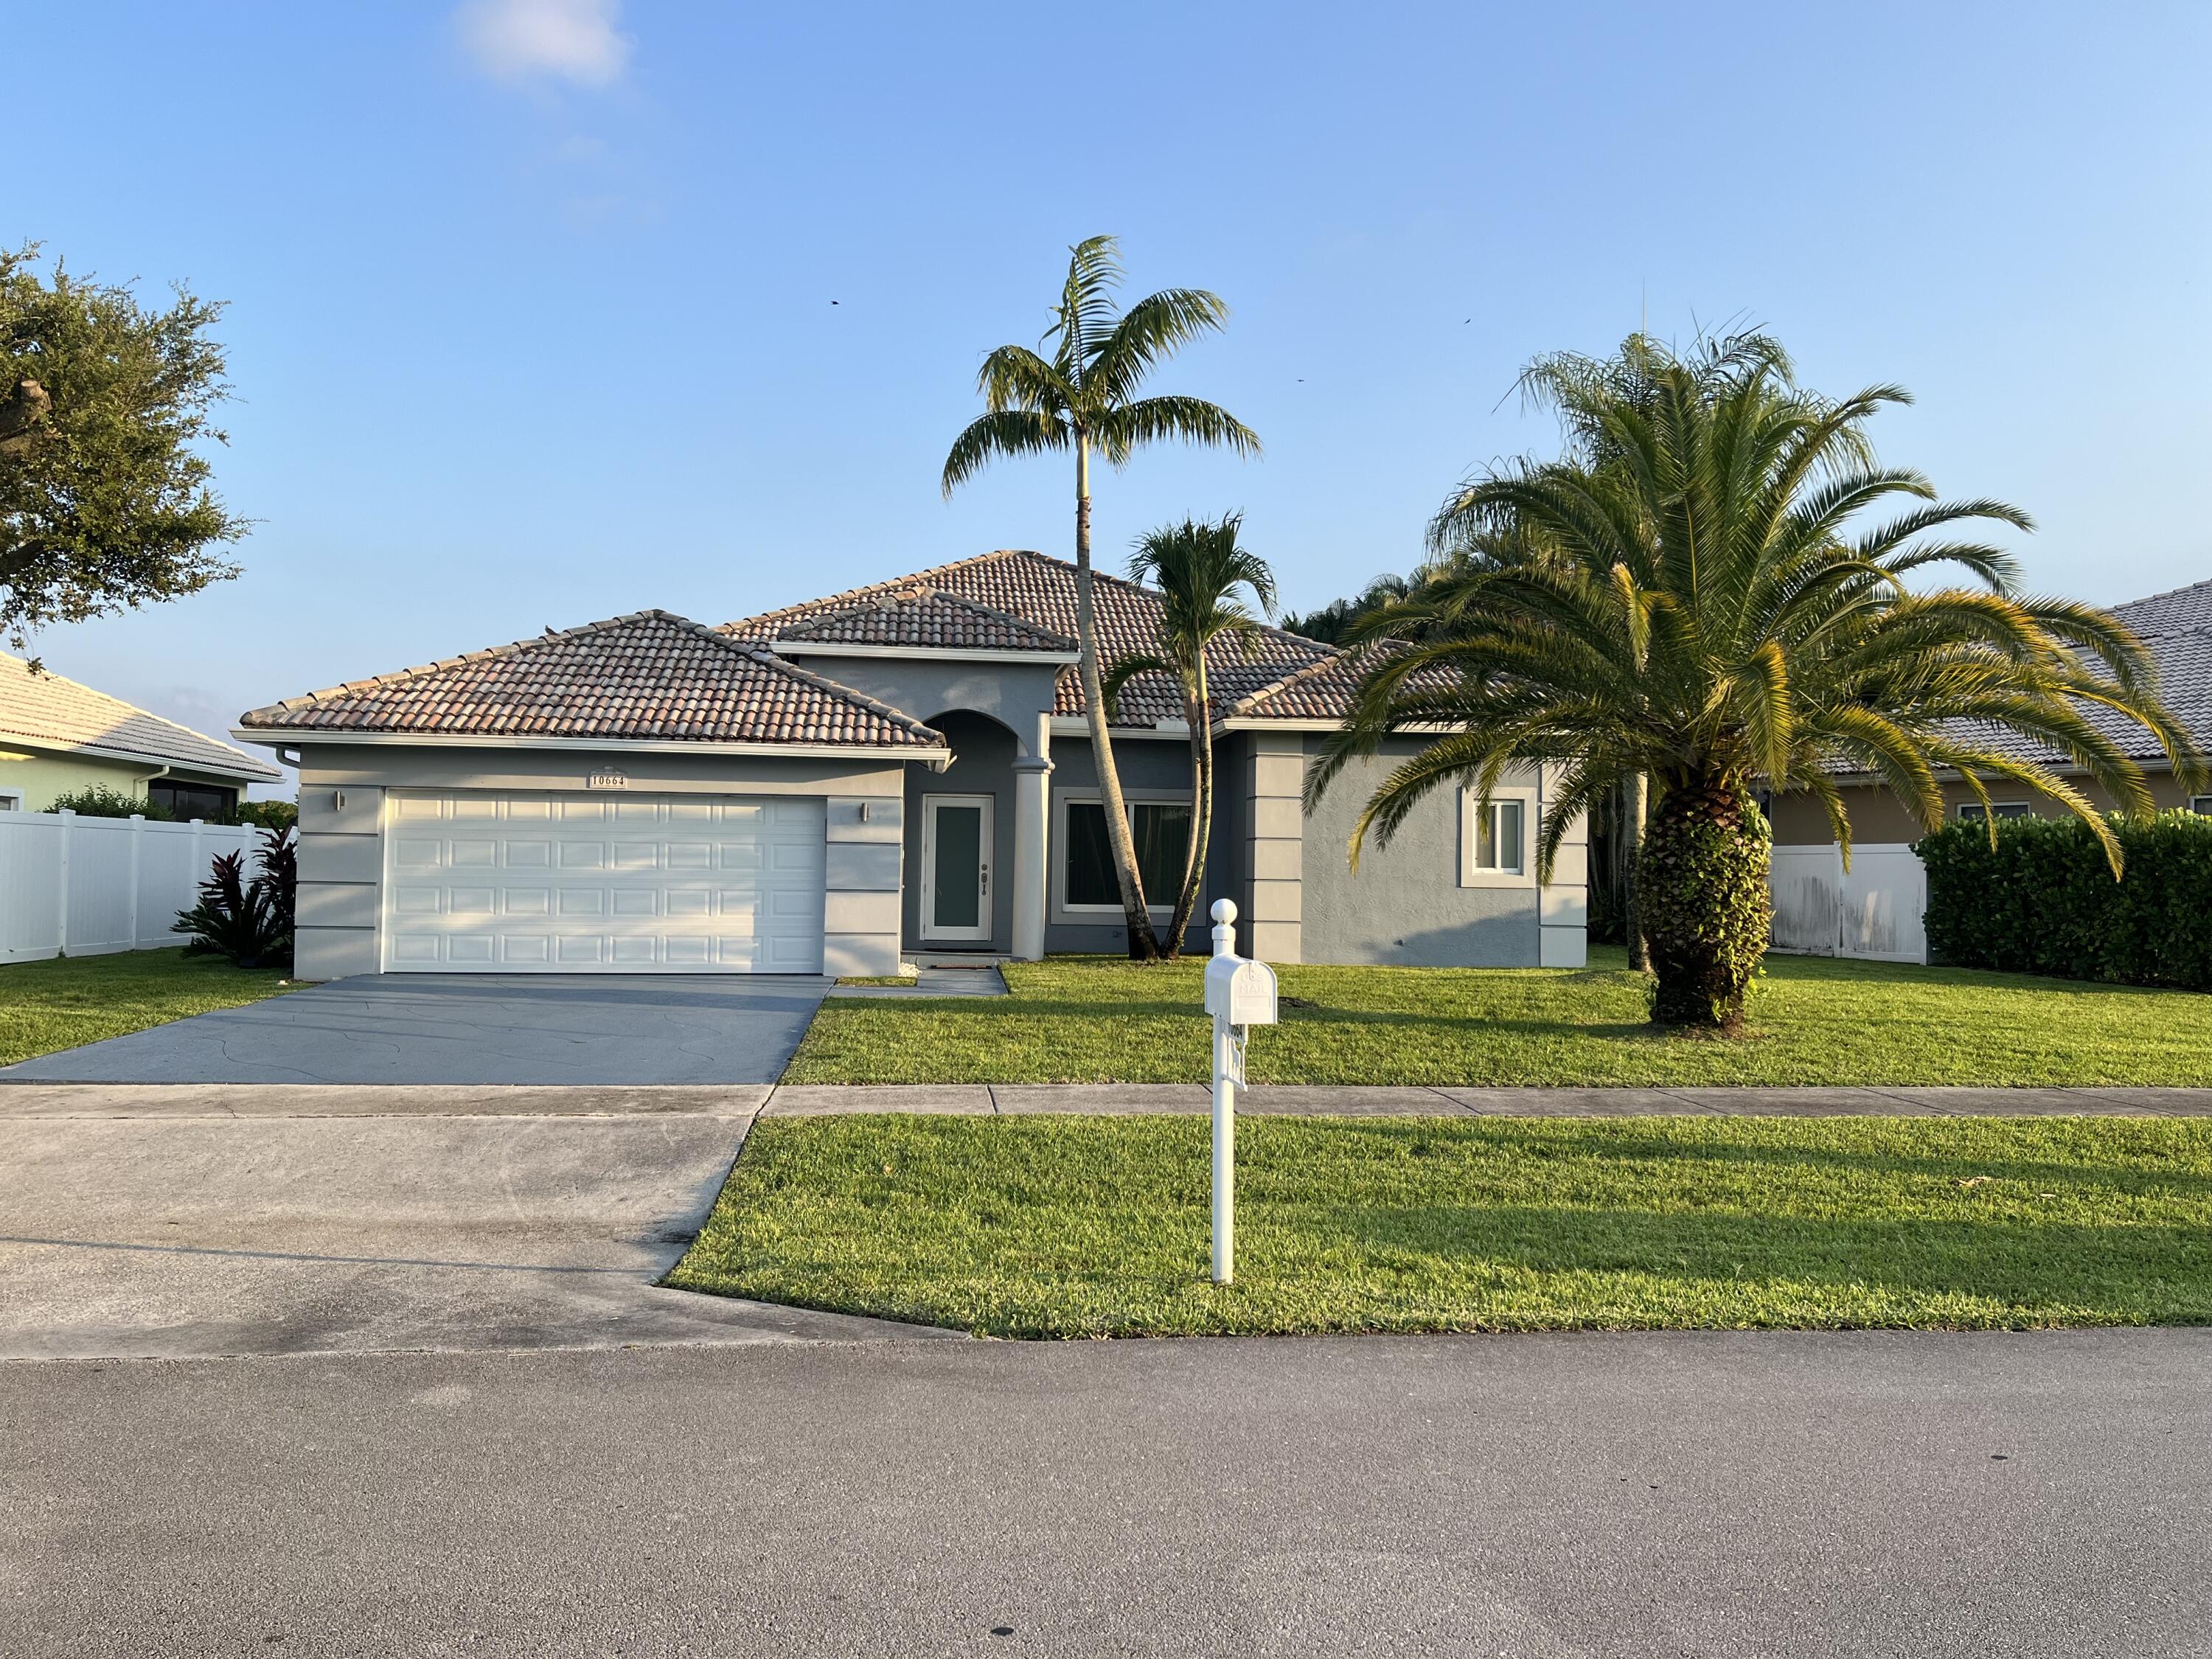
[1919,812,2212,990]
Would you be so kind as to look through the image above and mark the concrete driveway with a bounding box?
[0,1085,949,1359]
[0,973,831,1085]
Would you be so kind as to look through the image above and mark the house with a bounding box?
[0,651,283,818]
[1770,574,2212,849]
[236,549,1587,981]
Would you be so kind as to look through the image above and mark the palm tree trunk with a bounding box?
[1624,771,1649,971]
[1072,431,1161,960]
[1636,773,1770,1032]
[1164,669,1213,959]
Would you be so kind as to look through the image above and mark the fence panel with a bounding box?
[1837,844,1928,963]
[0,812,259,964]
[1767,841,1927,963]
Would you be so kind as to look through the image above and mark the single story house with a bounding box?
[1770,574,2212,846]
[0,651,282,818]
[237,549,1587,981]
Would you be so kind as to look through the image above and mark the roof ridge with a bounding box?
[716,638,948,745]
[1227,640,1352,716]
[776,583,1078,650]
[246,609,709,717]
[719,549,1034,635]
[2115,574,2212,611]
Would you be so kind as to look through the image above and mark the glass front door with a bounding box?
[922,794,993,942]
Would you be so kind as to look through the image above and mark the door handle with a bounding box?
[980,863,990,895]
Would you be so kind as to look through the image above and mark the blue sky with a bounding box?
[13,1,2210,793]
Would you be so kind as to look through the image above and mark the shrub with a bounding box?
[44,783,173,819]
[229,799,298,832]
[1919,812,2212,990]
[174,826,296,970]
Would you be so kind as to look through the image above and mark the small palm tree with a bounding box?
[942,236,1260,959]
[1104,515,1278,956]
[1315,332,2202,1031]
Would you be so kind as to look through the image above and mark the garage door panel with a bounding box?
[383,793,826,973]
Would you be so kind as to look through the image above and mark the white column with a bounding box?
[1010,714,1052,961]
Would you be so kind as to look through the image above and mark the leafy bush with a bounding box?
[173,826,296,970]
[1919,812,2212,990]
[230,799,297,832]
[44,783,173,819]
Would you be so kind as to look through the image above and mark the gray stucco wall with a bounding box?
[773,655,1064,757]
[1298,739,1586,968]
[902,711,1017,953]
[1043,732,1214,955]
[291,744,906,981]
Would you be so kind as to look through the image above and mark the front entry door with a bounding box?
[922,794,993,943]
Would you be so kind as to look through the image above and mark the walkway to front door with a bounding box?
[921,793,992,944]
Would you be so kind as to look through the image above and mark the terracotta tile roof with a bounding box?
[0,652,282,781]
[771,586,1077,653]
[240,611,947,749]
[727,549,1339,726]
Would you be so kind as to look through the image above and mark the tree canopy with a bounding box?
[1,244,246,652]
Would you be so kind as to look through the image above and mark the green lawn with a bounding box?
[0,948,294,1067]
[784,947,2212,1087]
[666,1113,2212,1337]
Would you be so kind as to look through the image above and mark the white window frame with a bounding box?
[2191,796,2212,816]
[1051,789,1194,923]
[1956,801,2032,822]
[0,787,24,811]
[1460,786,1537,888]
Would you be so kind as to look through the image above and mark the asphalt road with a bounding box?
[7,1329,2208,1658]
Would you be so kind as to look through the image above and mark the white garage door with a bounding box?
[383,793,827,973]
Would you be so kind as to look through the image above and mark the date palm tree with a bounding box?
[1314,332,2201,1031]
[942,236,1259,959]
[1102,514,1278,957]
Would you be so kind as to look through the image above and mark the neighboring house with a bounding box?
[0,651,282,818]
[1767,575,2212,961]
[237,549,1587,981]
[1771,574,2212,847]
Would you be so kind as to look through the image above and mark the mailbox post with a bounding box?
[1203,898,1277,1284]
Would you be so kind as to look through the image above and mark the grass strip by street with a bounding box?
[0,947,293,1068]
[665,1113,2212,1338]
[783,947,2212,1087]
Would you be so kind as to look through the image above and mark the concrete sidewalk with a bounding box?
[7,1080,2212,1119]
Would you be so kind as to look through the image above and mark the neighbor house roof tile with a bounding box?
[240,611,946,748]
[0,653,282,782]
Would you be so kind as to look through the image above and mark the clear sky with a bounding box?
[13,1,2210,794]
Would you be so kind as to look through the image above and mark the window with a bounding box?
[1060,797,1192,913]
[2192,796,2212,816]
[1459,787,1535,886]
[0,789,23,811]
[1470,797,1525,874]
[148,779,236,821]
[1956,801,2031,823]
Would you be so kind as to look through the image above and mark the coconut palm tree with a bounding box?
[1313,332,2201,1031]
[1101,515,1278,957]
[942,236,1259,959]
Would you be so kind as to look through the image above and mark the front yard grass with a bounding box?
[0,947,293,1067]
[665,1113,2212,1337]
[784,946,2212,1087]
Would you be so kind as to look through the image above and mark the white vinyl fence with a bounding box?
[1769,841,1928,964]
[0,810,259,964]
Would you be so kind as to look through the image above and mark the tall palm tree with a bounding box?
[942,236,1259,959]
[1102,515,1278,957]
[1313,332,2202,1031]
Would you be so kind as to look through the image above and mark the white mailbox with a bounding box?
[1205,955,1279,1028]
